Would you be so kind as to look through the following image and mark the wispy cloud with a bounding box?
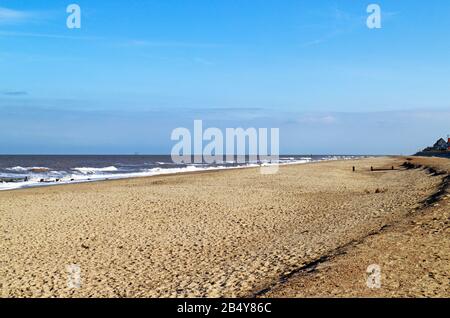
[122,39,223,48]
[0,6,42,25]
[299,8,350,48]
[1,90,28,96]
[300,6,377,48]
[0,31,222,49]
[0,30,100,41]
[296,114,337,124]
[300,29,342,48]
[193,57,214,66]
[0,7,29,24]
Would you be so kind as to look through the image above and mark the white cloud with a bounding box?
[0,7,34,24]
[122,39,223,48]
[0,30,99,40]
[193,57,214,66]
[297,114,337,124]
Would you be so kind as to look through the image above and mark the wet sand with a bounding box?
[0,157,448,297]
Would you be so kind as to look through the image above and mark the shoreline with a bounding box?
[0,156,368,192]
[1,156,448,297]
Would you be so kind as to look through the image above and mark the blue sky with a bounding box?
[1,0,449,154]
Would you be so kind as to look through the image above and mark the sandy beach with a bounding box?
[0,156,448,298]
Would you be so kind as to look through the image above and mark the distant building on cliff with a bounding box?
[432,138,450,151]
[417,136,450,157]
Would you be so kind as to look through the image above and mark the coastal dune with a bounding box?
[0,157,447,297]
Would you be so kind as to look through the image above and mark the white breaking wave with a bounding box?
[72,166,119,174]
[0,156,363,191]
[0,164,233,191]
[6,166,50,172]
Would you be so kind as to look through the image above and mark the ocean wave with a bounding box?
[72,166,119,174]
[0,156,364,191]
[6,166,50,172]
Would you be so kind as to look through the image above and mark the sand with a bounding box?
[0,157,448,298]
[261,157,450,298]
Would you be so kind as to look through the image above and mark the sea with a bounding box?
[0,155,364,191]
